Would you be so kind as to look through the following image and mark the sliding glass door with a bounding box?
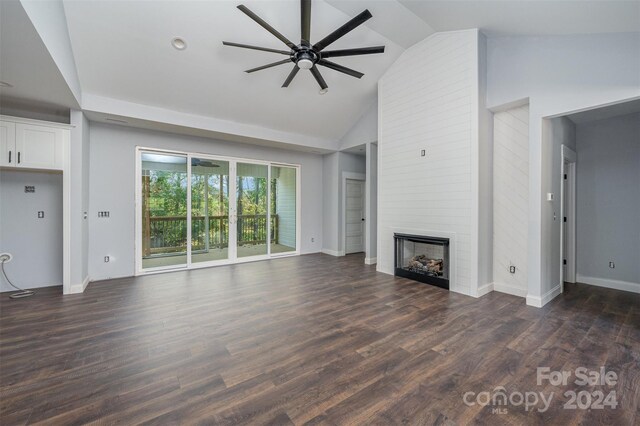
[191,158,230,264]
[140,152,188,270]
[236,163,269,258]
[137,149,299,274]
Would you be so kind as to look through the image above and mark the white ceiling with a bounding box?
[0,0,79,110]
[62,0,405,142]
[400,0,640,36]
[2,0,638,148]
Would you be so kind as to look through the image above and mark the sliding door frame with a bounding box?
[134,146,301,276]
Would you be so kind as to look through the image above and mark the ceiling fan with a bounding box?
[223,0,385,93]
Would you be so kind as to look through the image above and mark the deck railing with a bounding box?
[145,215,278,256]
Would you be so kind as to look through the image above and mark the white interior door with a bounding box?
[345,179,365,254]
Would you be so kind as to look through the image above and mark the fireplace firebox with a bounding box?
[394,233,450,289]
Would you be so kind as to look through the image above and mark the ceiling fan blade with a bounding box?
[282,66,300,88]
[321,46,385,58]
[222,41,291,55]
[237,5,297,50]
[301,0,311,44]
[310,65,328,90]
[317,59,364,79]
[245,59,291,73]
[313,9,372,51]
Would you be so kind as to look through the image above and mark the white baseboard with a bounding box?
[476,282,494,297]
[493,282,527,297]
[576,274,640,294]
[364,257,377,265]
[526,284,561,308]
[321,249,344,257]
[69,275,90,294]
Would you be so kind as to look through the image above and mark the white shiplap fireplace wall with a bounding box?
[377,29,492,297]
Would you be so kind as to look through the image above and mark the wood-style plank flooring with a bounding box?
[1,254,638,425]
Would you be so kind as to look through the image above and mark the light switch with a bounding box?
[37,211,44,218]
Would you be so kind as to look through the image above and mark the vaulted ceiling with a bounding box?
[62,0,405,144]
[1,0,638,151]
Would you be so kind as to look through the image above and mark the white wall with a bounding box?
[88,123,323,281]
[486,32,640,306]
[20,0,81,105]
[378,29,488,296]
[493,104,529,297]
[69,110,90,288]
[365,142,378,262]
[576,113,640,291]
[340,100,378,151]
[81,113,90,281]
[0,98,70,124]
[0,170,63,291]
[477,32,493,293]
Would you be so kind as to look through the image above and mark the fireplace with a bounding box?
[394,233,450,289]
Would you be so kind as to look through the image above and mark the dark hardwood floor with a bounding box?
[1,254,638,425]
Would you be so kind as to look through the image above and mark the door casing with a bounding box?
[342,172,366,255]
[560,145,577,291]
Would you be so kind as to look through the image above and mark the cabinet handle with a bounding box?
[8,151,11,163]
[17,152,20,164]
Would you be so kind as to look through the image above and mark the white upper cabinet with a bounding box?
[0,117,68,171]
[15,124,65,169]
[0,121,16,166]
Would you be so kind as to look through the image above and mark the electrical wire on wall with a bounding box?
[0,254,35,299]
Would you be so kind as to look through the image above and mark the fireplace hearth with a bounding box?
[394,233,450,289]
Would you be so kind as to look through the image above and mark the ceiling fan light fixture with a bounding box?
[297,58,313,70]
[171,37,187,50]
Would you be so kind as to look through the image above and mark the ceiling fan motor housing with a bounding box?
[294,49,317,69]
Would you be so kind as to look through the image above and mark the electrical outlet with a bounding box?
[311,237,315,243]
[24,186,35,193]
[609,261,615,269]
[104,256,110,263]
[37,211,44,218]
[509,265,516,274]
[98,211,110,218]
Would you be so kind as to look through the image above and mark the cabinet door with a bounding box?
[15,124,64,170]
[0,121,16,167]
